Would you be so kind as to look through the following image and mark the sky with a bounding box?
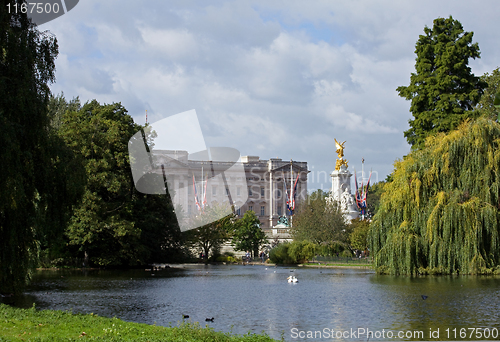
[40,0,500,192]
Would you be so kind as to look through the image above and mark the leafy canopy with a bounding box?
[291,191,351,248]
[397,16,486,149]
[232,210,267,256]
[370,117,500,275]
[0,1,77,293]
[475,68,500,121]
[60,100,146,266]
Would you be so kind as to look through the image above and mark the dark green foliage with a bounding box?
[48,92,81,130]
[370,117,500,275]
[232,210,267,257]
[58,100,180,266]
[397,16,486,149]
[365,181,386,217]
[133,190,185,263]
[0,0,77,293]
[476,68,500,120]
[269,242,294,264]
[291,193,350,247]
[269,240,316,264]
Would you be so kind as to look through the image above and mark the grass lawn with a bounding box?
[0,304,278,342]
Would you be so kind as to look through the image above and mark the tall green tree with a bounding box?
[291,194,350,249]
[132,190,185,263]
[48,92,81,130]
[476,68,500,120]
[0,0,75,293]
[369,117,500,275]
[397,16,486,149]
[59,100,146,266]
[232,210,267,258]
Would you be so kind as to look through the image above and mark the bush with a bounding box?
[288,241,316,263]
[215,256,236,262]
[269,241,318,264]
[269,243,294,264]
[316,242,345,256]
[340,249,353,258]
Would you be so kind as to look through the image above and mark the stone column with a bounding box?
[269,170,273,229]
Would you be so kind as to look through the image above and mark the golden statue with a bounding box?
[334,138,348,171]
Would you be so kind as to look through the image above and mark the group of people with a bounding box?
[245,251,268,263]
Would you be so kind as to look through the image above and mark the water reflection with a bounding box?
[3,265,500,341]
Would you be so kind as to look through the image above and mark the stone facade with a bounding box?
[151,150,308,234]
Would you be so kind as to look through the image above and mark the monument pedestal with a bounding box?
[328,165,359,222]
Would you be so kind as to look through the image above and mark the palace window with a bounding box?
[261,187,265,197]
[260,206,265,216]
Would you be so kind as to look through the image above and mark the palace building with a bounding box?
[151,150,308,234]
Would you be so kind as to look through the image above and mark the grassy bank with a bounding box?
[0,304,278,342]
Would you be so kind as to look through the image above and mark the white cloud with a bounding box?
[41,0,500,190]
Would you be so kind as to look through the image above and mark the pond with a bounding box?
[5,264,500,341]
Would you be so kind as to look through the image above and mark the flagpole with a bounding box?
[290,159,293,227]
[201,164,204,211]
[361,158,365,219]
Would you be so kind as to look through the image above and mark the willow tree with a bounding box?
[0,1,64,293]
[370,117,500,275]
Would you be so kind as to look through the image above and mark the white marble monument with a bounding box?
[327,139,359,222]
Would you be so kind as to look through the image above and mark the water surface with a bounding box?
[5,265,500,341]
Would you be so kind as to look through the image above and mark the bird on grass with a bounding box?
[421,295,428,300]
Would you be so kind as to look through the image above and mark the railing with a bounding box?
[313,256,372,264]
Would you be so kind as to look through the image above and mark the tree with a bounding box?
[476,68,500,120]
[48,92,81,130]
[232,210,267,258]
[369,117,500,275]
[365,181,386,217]
[184,203,234,262]
[59,100,146,266]
[349,218,370,251]
[288,240,316,263]
[132,188,185,263]
[0,0,71,293]
[291,194,351,249]
[397,16,486,149]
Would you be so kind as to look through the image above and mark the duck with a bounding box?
[287,276,298,283]
[182,314,189,319]
[205,317,214,322]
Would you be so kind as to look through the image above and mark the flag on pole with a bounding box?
[193,175,201,211]
[355,171,372,216]
[291,174,300,212]
[202,172,208,210]
[283,177,290,213]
